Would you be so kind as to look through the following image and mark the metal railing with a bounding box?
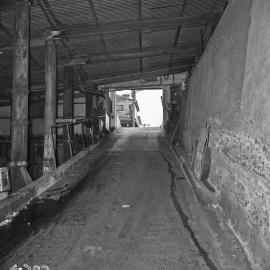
[50,116,105,166]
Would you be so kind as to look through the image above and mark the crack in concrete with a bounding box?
[160,151,218,270]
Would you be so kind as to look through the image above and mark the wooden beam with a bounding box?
[88,0,114,75]
[1,63,192,97]
[19,65,192,89]
[66,42,199,66]
[99,74,185,90]
[0,23,13,38]
[44,13,220,38]
[43,39,57,174]
[0,13,220,53]
[88,66,191,85]
[37,0,93,98]
[10,0,31,191]
[104,86,164,91]
[169,0,188,68]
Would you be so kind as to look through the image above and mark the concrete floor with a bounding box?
[1,128,251,270]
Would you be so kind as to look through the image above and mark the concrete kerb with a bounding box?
[0,141,102,226]
[170,145,220,206]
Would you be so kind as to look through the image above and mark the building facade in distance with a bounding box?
[116,93,141,127]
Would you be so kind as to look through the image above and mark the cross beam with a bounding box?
[88,66,191,85]
[0,13,220,53]
[65,42,199,66]
[44,13,220,38]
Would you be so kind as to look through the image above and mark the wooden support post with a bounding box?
[81,123,86,149]
[85,94,93,145]
[110,91,117,129]
[63,66,73,160]
[43,39,57,173]
[63,66,73,120]
[162,86,170,134]
[86,93,93,118]
[131,90,136,127]
[10,0,31,191]
[67,125,73,158]
[85,94,94,144]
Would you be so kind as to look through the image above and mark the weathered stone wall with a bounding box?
[178,0,270,268]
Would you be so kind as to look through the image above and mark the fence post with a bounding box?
[67,125,73,158]
[81,122,86,149]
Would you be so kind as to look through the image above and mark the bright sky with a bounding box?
[117,89,163,127]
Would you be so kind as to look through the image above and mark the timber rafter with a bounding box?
[43,13,221,38]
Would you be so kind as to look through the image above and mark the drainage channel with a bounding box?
[160,151,218,270]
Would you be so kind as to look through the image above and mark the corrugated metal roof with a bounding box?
[49,0,94,25]
[150,29,177,47]
[0,0,228,99]
[93,0,139,23]
[104,32,139,52]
